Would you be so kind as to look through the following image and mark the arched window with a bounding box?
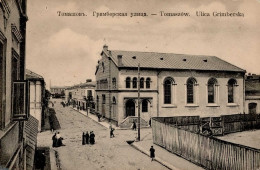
[187,78,197,104]
[228,79,237,103]
[112,96,116,104]
[126,77,131,88]
[112,77,116,88]
[146,77,151,89]
[142,99,148,112]
[96,95,99,111]
[133,77,137,88]
[164,77,174,104]
[208,78,218,103]
[140,78,144,88]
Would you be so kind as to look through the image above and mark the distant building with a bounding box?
[0,0,38,169]
[26,69,46,131]
[65,79,96,111]
[245,74,260,114]
[50,86,67,97]
[95,45,246,127]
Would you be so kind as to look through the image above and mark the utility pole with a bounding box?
[137,63,141,141]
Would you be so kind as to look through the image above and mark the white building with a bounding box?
[26,69,45,131]
[95,45,246,127]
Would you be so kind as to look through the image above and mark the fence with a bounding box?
[152,117,260,170]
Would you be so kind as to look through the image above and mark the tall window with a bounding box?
[187,78,197,104]
[140,78,144,88]
[112,77,116,89]
[133,77,137,88]
[146,78,151,89]
[126,77,131,88]
[96,96,99,111]
[228,79,237,103]
[164,77,174,104]
[142,99,148,112]
[208,78,217,103]
[102,94,106,104]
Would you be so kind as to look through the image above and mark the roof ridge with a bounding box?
[110,49,214,57]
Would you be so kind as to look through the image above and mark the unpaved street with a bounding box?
[39,99,168,170]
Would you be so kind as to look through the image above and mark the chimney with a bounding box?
[86,79,92,83]
[103,44,108,51]
[117,55,123,66]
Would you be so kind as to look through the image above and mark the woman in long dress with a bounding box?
[82,132,86,145]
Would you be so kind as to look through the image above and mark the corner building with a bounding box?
[95,45,245,127]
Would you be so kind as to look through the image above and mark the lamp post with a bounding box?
[137,63,141,141]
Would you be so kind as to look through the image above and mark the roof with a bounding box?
[66,81,96,90]
[26,69,44,80]
[106,50,245,72]
[246,81,260,91]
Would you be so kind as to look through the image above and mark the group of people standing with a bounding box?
[52,132,65,147]
[82,131,95,145]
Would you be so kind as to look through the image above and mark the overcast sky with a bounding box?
[26,0,260,88]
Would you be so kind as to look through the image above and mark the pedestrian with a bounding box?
[52,132,57,147]
[150,146,155,161]
[110,127,115,138]
[56,132,65,147]
[90,131,95,144]
[82,132,86,145]
[149,118,151,127]
[132,121,137,131]
[85,131,89,144]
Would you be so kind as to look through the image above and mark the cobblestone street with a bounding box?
[37,99,168,170]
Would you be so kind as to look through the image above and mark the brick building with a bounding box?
[95,45,246,127]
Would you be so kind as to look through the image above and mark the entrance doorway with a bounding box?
[125,100,135,117]
[249,103,257,114]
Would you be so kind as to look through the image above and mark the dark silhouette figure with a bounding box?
[52,133,57,147]
[82,132,86,145]
[110,128,115,138]
[150,146,155,161]
[90,131,95,144]
[132,121,137,131]
[85,131,89,144]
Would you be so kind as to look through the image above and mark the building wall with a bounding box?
[245,98,260,114]
[29,81,43,131]
[0,0,28,168]
[96,52,119,120]
[158,71,244,117]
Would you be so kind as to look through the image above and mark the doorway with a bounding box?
[125,100,135,117]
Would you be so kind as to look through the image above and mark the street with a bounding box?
[37,99,168,170]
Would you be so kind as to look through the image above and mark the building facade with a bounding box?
[245,74,260,114]
[65,79,96,111]
[0,0,36,169]
[26,69,45,132]
[50,86,67,97]
[95,45,246,127]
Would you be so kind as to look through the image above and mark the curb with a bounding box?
[131,142,180,170]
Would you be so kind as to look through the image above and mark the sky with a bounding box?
[26,0,260,89]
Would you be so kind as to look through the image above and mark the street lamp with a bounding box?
[137,63,141,141]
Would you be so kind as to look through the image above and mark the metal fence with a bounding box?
[152,117,260,170]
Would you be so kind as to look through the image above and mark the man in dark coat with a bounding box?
[150,146,155,161]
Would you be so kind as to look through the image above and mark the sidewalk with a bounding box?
[72,106,205,170]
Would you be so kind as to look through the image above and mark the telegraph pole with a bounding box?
[137,63,141,141]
